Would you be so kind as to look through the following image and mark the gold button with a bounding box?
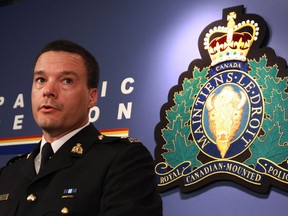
[27,194,37,202]
[98,135,104,140]
[61,207,69,214]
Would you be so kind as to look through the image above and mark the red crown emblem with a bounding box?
[204,12,259,66]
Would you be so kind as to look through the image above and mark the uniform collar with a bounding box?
[40,122,90,154]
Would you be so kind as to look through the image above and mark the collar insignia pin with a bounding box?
[71,143,83,155]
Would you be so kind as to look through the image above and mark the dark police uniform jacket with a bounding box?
[0,124,162,216]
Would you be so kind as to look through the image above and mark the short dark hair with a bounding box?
[35,39,100,88]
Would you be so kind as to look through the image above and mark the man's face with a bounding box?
[32,51,97,139]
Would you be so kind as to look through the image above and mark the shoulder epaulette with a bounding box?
[121,137,142,144]
[97,134,122,143]
[6,153,29,166]
[97,134,141,144]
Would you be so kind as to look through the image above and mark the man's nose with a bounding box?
[43,83,57,98]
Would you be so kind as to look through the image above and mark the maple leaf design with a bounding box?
[245,56,288,166]
[162,66,209,168]
[163,132,200,168]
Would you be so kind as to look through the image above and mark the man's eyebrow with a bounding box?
[33,70,45,75]
[60,71,79,77]
[33,70,79,77]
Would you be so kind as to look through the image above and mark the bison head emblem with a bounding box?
[205,86,246,158]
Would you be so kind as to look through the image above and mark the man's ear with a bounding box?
[88,88,98,108]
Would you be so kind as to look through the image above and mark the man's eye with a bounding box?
[63,78,73,84]
[35,77,45,83]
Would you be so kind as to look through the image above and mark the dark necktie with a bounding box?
[40,142,54,172]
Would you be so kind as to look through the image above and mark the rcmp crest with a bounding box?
[154,5,288,193]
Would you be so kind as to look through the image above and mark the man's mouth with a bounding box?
[39,104,56,112]
[38,100,62,112]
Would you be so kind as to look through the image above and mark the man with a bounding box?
[0,40,162,215]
